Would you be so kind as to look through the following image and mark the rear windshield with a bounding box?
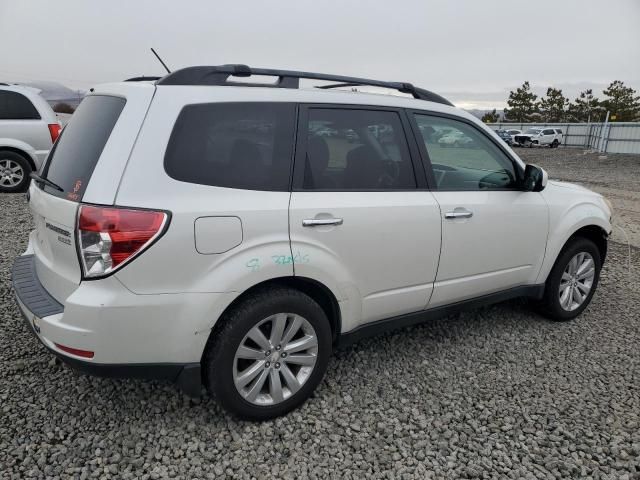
[164,102,296,191]
[41,95,126,200]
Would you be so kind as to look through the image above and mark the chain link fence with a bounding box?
[487,122,640,154]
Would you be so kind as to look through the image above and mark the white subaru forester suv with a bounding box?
[12,65,612,419]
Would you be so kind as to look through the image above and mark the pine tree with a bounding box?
[481,109,500,123]
[568,89,603,122]
[503,81,538,122]
[538,87,568,122]
[601,81,640,121]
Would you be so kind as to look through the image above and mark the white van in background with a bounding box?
[0,84,61,192]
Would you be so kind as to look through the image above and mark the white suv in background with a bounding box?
[12,66,612,419]
[0,84,61,192]
[514,127,563,148]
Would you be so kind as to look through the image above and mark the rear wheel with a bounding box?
[551,139,560,148]
[203,286,332,419]
[537,237,601,321]
[0,151,31,193]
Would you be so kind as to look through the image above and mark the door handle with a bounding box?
[302,218,344,227]
[444,209,473,219]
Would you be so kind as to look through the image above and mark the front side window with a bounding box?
[303,108,416,190]
[413,114,518,191]
[0,90,40,120]
[165,102,296,191]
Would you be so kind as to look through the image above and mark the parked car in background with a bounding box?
[0,84,61,192]
[437,130,473,147]
[514,127,563,148]
[495,129,513,146]
[12,65,611,420]
[503,129,520,145]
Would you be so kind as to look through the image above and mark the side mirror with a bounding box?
[523,164,548,192]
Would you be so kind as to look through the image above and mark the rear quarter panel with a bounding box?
[114,87,294,300]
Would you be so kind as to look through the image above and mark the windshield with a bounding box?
[525,129,542,134]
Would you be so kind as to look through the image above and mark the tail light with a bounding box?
[48,123,62,143]
[77,205,168,279]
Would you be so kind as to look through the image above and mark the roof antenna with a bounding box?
[151,47,171,74]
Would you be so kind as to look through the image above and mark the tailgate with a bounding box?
[29,185,80,302]
[26,83,155,304]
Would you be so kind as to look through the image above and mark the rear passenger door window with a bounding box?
[165,102,296,191]
[412,114,518,190]
[300,108,417,190]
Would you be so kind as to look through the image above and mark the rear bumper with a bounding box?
[12,254,202,397]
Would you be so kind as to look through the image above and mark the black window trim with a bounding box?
[0,90,41,120]
[292,103,428,192]
[406,109,526,192]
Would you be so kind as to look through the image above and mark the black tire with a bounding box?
[551,140,559,148]
[203,286,332,420]
[0,150,32,193]
[537,237,602,321]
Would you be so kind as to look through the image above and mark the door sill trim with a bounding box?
[337,284,544,347]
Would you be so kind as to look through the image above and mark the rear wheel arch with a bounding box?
[205,276,341,355]
[0,146,36,170]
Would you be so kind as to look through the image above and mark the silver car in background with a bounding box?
[0,84,61,192]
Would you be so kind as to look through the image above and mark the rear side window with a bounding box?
[0,90,40,120]
[42,95,126,200]
[164,102,296,191]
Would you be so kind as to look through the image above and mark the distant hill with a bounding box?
[21,81,85,109]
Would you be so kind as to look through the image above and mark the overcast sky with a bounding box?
[1,0,639,109]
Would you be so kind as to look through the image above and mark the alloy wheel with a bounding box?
[0,159,24,187]
[559,252,595,311]
[233,313,318,405]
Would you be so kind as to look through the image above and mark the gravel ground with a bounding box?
[1,157,640,478]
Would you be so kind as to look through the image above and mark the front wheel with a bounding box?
[537,237,602,321]
[203,286,332,420]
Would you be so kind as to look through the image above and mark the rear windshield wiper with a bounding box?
[30,172,63,192]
